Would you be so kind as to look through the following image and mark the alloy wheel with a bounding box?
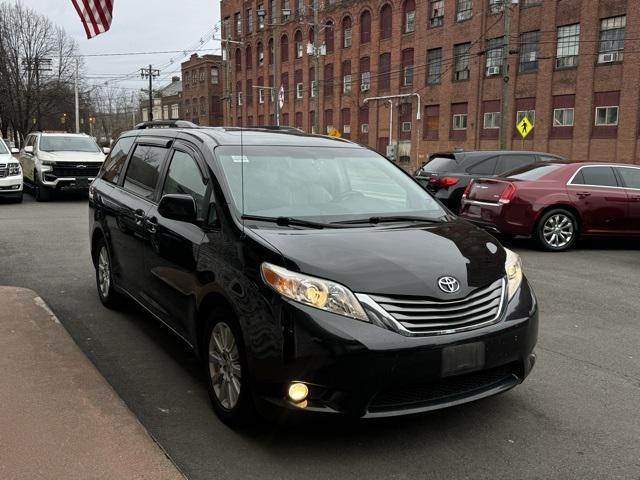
[542,214,574,248]
[97,246,111,298]
[208,322,242,410]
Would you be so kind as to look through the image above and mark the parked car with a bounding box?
[415,150,565,213]
[89,121,538,426]
[0,138,22,202]
[459,162,640,251]
[18,132,109,201]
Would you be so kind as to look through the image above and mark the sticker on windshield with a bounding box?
[232,155,249,163]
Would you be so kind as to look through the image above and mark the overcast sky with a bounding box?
[23,0,221,93]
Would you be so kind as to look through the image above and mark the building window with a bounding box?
[453,114,467,130]
[556,23,580,69]
[246,45,252,70]
[360,56,370,91]
[403,0,415,33]
[324,63,333,96]
[294,69,302,99]
[430,0,444,27]
[553,108,574,127]
[379,52,391,90]
[342,60,352,94]
[516,110,535,126]
[361,123,369,133]
[295,111,302,128]
[427,48,442,84]
[257,43,264,67]
[237,92,243,106]
[258,88,265,104]
[223,16,231,39]
[235,48,242,72]
[519,31,539,72]
[247,8,253,33]
[211,67,219,84]
[171,104,179,119]
[268,38,274,65]
[402,49,414,86]
[380,4,392,39]
[296,83,303,99]
[235,12,242,37]
[162,105,169,120]
[423,105,439,140]
[295,30,303,58]
[360,10,371,43]
[488,0,503,14]
[199,69,205,82]
[456,0,472,22]
[296,0,304,16]
[246,79,253,105]
[485,37,503,76]
[324,109,333,133]
[341,108,351,138]
[595,106,618,126]
[325,21,334,52]
[454,43,470,81]
[342,17,352,48]
[483,112,501,129]
[401,122,412,132]
[280,34,289,62]
[283,0,290,18]
[598,16,625,63]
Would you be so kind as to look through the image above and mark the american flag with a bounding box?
[71,0,114,39]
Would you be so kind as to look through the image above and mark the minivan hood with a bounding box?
[38,150,105,163]
[252,220,506,298]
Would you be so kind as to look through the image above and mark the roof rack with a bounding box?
[135,120,198,130]
[244,125,305,133]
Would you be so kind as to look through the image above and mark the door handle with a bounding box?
[576,192,591,198]
[631,196,640,202]
[134,209,145,225]
[145,216,158,234]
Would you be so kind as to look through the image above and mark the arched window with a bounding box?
[235,48,242,71]
[268,38,274,65]
[257,42,264,67]
[360,10,371,43]
[245,45,252,70]
[325,21,334,53]
[380,4,392,39]
[211,67,219,84]
[309,26,315,44]
[403,0,415,33]
[342,17,352,48]
[294,30,303,58]
[401,48,414,86]
[280,34,289,62]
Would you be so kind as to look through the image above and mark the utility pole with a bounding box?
[258,8,285,126]
[499,0,512,150]
[74,60,80,133]
[140,65,160,121]
[224,37,232,125]
[312,0,320,134]
[24,57,52,131]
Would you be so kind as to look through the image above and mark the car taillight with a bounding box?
[498,183,517,205]
[429,176,459,188]
[462,180,474,199]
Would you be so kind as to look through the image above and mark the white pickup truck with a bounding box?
[0,138,22,203]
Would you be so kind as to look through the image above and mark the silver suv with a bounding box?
[19,132,108,201]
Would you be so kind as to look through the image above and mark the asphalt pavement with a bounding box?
[0,193,639,480]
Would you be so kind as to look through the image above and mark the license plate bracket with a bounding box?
[75,177,89,189]
[441,342,485,377]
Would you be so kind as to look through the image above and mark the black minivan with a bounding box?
[89,122,538,426]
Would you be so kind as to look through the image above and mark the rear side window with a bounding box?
[467,157,498,175]
[572,167,617,187]
[617,167,640,189]
[162,150,208,220]
[507,164,564,181]
[100,137,134,184]
[496,155,536,174]
[123,144,168,200]
[421,156,457,173]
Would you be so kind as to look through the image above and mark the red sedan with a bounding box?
[458,162,640,251]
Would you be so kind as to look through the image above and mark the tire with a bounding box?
[14,192,23,203]
[94,238,123,308]
[34,172,51,202]
[203,310,256,427]
[535,208,578,252]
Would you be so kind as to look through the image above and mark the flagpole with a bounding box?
[74,59,80,133]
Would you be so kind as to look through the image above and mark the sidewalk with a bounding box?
[0,287,186,480]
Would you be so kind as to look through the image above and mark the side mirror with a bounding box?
[11,148,19,154]
[158,194,197,224]
[24,145,34,154]
[102,147,111,155]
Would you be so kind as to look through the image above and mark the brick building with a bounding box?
[181,53,225,126]
[159,76,183,120]
[220,0,640,168]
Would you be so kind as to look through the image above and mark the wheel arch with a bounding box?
[195,291,240,358]
[534,203,582,231]
[90,228,106,266]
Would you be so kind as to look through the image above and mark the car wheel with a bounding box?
[94,238,123,308]
[535,209,578,252]
[34,172,51,202]
[204,311,256,427]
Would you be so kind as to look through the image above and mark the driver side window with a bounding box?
[162,150,209,222]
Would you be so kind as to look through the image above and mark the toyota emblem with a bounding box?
[438,276,460,294]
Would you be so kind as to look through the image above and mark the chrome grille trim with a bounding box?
[357,278,506,336]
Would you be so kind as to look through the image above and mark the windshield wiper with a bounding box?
[241,214,343,229]
[332,215,450,225]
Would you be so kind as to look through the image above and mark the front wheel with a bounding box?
[535,209,578,251]
[94,238,123,308]
[34,172,51,202]
[204,311,256,427]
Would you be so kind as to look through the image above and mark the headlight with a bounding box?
[8,163,21,176]
[261,262,368,322]
[504,248,523,301]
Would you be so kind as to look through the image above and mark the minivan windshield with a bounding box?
[216,146,447,223]
[39,136,101,153]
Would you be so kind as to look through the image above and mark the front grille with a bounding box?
[50,163,101,178]
[368,365,517,413]
[369,278,505,335]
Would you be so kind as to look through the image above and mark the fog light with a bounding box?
[287,382,309,403]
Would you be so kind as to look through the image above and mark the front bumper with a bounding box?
[251,278,538,418]
[0,174,23,196]
[41,173,95,191]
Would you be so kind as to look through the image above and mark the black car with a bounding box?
[415,150,565,212]
[89,122,538,426]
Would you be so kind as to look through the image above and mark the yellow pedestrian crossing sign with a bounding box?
[328,127,341,138]
[517,115,533,139]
